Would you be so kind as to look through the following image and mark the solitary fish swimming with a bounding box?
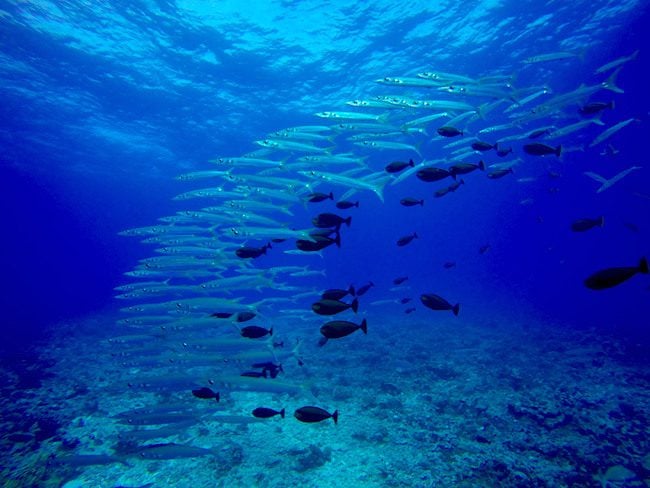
[571,216,604,232]
[584,257,648,290]
[420,293,460,316]
[294,406,338,424]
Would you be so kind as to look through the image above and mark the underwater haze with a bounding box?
[1,0,650,487]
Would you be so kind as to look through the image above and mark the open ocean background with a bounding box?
[1,1,649,487]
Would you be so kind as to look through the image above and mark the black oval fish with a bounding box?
[240,326,273,339]
[571,216,604,232]
[320,319,367,339]
[397,232,418,246]
[420,293,460,316]
[584,257,648,290]
[294,406,338,424]
[312,298,359,315]
[437,126,463,137]
[400,197,424,207]
[385,159,415,173]
[252,407,285,419]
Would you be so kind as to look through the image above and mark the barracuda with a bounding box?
[298,170,391,202]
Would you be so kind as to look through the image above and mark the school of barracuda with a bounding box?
[113,50,644,452]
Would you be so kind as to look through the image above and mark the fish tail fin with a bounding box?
[349,285,356,297]
[269,327,273,336]
[599,216,605,228]
[639,257,649,274]
[603,67,624,94]
[351,298,359,313]
[610,100,616,111]
[479,160,486,171]
[345,216,352,227]
[556,145,562,157]
[328,192,334,200]
[409,159,415,167]
[452,304,460,316]
[414,232,419,239]
[360,319,368,334]
[332,410,339,424]
[593,116,605,126]
[334,231,341,248]
[280,408,286,419]
[419,200,424,206]
[216,392,220,402]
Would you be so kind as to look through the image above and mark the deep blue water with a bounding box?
[1,1,649,346]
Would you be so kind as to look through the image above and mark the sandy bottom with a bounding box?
[1,311,649,488]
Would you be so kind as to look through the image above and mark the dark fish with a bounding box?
[192,387,220,402]
[393,276,409,285]
[584,257,648,290]
[241,370,267,378]
[443,261,456,269]
[294,406,338,424]
[397,232,418,247]
[449,161,484,176]
[355,281,375,296]
[400,298,411,304]
[434,187,450,198]
[623,222,639,233]
[571,216,604,232]
[271,238,286,243]
[336,200,359,209]
[523,142,561,157]
[253,407,285,419]
[527,128,550,139]
[448,179,464,192]
[479,244,491,254]
[307,192,334,203]
[312,213,351,229]
[296,232,340,251]
[210,312,234,319]
[312,298,359,315]
[236,243,271,259]
[320,318,367,339]
[417,167,452,182]
[322,285,355,301]
[487,168,514,179]
[420,293,460,316]
[400,197,424,207]
[240,325,272,339]
[579,100,614,116]
[236,311,257,322]
[385,159,415,173]
[437,126,463,137]
[471,141,494,151]
[404,307,416,314]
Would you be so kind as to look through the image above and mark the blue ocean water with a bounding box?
[1,1,649,486]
